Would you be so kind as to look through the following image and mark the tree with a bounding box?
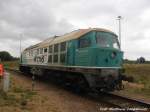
[0,51,14,61]
[137,57,146,64]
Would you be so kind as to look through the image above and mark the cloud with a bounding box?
[0,0,75,56]
[0,0,150,60]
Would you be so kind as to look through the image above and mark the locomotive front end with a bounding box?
[94,31,123,91]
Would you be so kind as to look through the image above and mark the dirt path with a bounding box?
[2,71,108,112]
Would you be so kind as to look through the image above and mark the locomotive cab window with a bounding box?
[54,44,59,53]
[37,49,40,55]
[48,55,52,63]
[60,53,66,63]
[60,42,66,51]
[40,48,43,54]
[78,38,91,48]
[44,48,47,53]
[31,50,33,56]
[112,37,120,49]
[54,54,58,63]
[96,32,119,49]
[49,45,53,53]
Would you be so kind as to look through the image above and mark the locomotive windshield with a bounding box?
[96,32,120,49]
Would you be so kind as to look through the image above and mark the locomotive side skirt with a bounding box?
[20,64,121,74]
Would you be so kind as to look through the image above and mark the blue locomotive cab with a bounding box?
[94,31,123,67]
[90,31,124,91]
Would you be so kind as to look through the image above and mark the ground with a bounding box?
[0,61,150,111]
[0,71,108,112]
[112,64,150,103]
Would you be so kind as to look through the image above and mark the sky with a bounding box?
[0,0,150,60]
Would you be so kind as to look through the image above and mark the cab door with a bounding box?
[75,31,97,66]
[67,40,75,65]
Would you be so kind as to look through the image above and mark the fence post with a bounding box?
[32,74,35,91]
[3,72,10,92]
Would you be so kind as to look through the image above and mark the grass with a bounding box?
[1,61,150,99]
[0,61,61,112]
[0,74,37,110]
[123,64,150,98]
[124,64,150,86]
[0,61,36,109]
[0,87,36,108]
[1,60,19,70]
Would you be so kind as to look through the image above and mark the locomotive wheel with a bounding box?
[72,75,89,94]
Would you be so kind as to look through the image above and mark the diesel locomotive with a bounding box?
[19,28,124,92]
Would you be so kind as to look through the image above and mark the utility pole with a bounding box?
[117,16,122,50]
[20,33,22,62]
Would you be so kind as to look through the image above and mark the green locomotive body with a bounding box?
[20,28,123,91]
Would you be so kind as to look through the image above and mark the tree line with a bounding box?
[124,57,150,64]
[0,51,19,61]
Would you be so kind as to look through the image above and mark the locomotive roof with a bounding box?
[24,28,116,51]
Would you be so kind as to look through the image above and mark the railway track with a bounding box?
[6,68,150,112]
[93,92,150,112]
